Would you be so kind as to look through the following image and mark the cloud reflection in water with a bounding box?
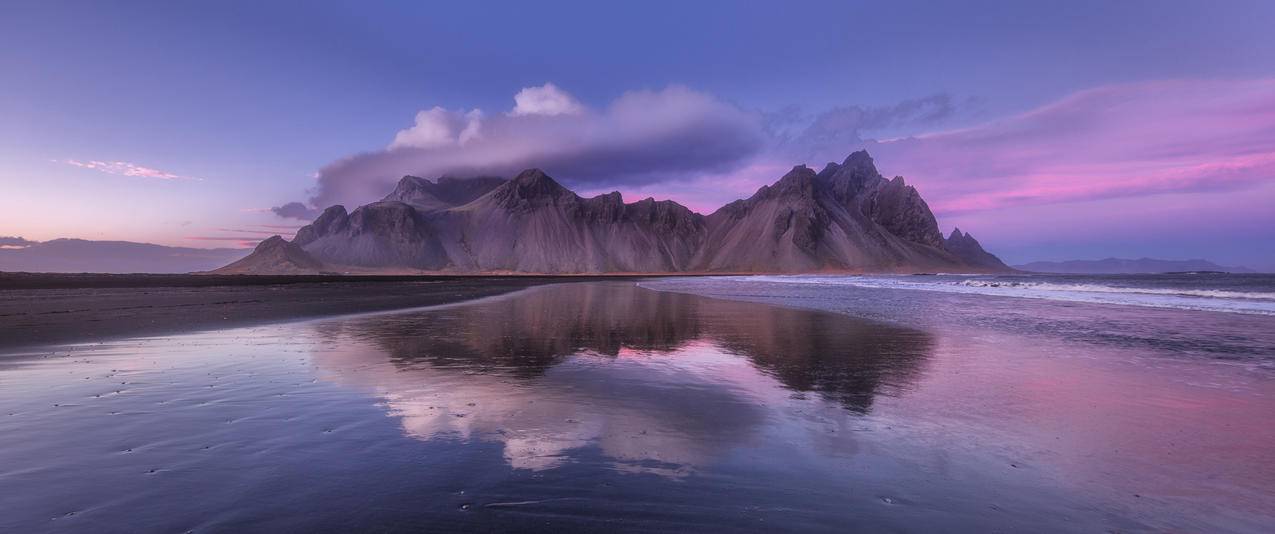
[309,282,933,476]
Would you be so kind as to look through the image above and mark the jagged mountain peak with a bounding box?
[816,149,887,202]
[623,195,704,226]
[319,205,348,217]
[591,191,625,204]
[755,165,820,200]
[781,164,817,179]
[511,168,561,188]
[492,168,575,205]
[384,174,505,210]
[383,176,444,210]
[943,228,1010,271]
[257,235,287,248]
[816,162,841,182]
[396,175,430,188]
[946,228,986,248]
[841,149,877,172]
[229,151,1012,274]
[293,205,350,246]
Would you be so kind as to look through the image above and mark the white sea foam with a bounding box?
[714,275,1275,316]
[954,280,1275,301]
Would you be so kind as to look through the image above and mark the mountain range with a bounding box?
[217,150,1011,275]
[1015,258,1257,274]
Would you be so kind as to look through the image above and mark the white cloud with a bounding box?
[388,107,484,150]
[302,84,766,209]
[60,159,199,180]
[509,82,584,117]
[457,109,484,144]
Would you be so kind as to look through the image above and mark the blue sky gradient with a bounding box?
[2,1,1273,267]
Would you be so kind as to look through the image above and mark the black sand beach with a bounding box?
[1,276,1273,532]
[0,273,634,351]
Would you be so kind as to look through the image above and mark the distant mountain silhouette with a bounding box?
[218,150,1011,274]
[1015,258,1256,274]
[0,239,248,274]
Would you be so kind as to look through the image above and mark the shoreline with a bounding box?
[0,272,664,290]
[0,268,1016,291]
[0,274,658,352]
[638,277,1275,371]
[2,278,1272,530]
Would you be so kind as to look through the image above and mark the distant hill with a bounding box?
[1015,258,1256,274]
[213,236,324,275]
[0,238,249,274]
[219,150,1012,274]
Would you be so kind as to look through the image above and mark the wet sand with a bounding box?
[2,280,1272,532]
[0,273,639,351]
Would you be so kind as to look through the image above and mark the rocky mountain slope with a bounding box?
[943,228,1012,271]
[695,152,963,272]
[382,176,505,212]
[213,236,325,275]
[218,150,1010,274]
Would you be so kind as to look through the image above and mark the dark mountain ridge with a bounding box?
[218,150,1011,274]
[695,151,965,272]
[383,175,506,211]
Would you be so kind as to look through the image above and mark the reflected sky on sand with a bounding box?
[2,282,1273,532]
[309,283,933,475]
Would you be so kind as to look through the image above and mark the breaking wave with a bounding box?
[954,280,1275,301]
[717,274,1275,316]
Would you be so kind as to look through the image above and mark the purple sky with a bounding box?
[1,1,1273,268]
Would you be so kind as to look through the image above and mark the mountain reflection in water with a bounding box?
[309,282,933,474]
[5,281,1270,532]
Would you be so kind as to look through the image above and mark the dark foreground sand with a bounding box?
[0,273,640,351]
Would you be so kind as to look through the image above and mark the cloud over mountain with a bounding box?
[276,76,1275,263]
[772,94,972,161]
[509,82,584,117]
[290,84,766,211]
[389,108,485,150]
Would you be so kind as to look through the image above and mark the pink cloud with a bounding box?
[184,236,265,248]
[184,236,259,241]
[866,79,1275,215]
[185,226,299,245]
[215,228,297,236]
[61,159,200,181]
[573,79,1275,225]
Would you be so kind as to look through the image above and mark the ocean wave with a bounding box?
[954,280,1275,301]
[714,275,1275,316]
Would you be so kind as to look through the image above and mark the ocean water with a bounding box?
[717,273,1275,316]
[2,280,1273,532]
[645,273,1275,365]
